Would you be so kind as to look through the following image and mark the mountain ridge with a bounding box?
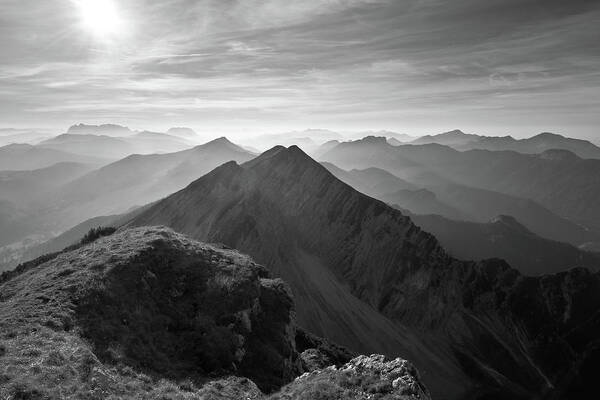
[125,145,600,399]
[412,130,600,159]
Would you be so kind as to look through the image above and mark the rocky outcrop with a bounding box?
[0,226,304,397]
[273,354,430,400]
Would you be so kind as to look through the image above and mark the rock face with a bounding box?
[0,226,302,397]
[128,145,600,399]
[273,355,430,400]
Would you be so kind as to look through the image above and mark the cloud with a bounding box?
[0,0,599,137]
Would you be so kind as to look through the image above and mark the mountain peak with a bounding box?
[195,136,246,153]
[244,145,319,172]
[533,132,563,139]
[359,135,388,144]
[207,136,233,144]
[444,129,467,136]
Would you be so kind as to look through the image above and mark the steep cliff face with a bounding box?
[128,146,600,399]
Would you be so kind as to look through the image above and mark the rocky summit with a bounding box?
[0,226,428,399]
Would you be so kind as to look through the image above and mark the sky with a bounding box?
[0,0,599,139]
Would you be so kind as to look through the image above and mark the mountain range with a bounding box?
[1,132,599,398]
[38,131,193,160]
[409,213,600,275]
[121,145,600,399]
[320,136,600,244]
[412,130,600,159]
[0,138,253,264]
[0,143,106,171]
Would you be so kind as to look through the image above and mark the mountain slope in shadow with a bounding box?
[125,146,600,399]
[321,137,600,246]
[408,213,600,275]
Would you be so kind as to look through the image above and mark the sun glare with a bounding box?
[73,0,124,39]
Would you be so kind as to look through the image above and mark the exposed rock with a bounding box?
[296,328,356,372]
[273,354,430,400]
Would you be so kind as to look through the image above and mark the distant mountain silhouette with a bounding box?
[387,137,404,146]
[321,162,417,194]
[127,131,192,153]
[166,127,198,138]
[310,140,341,158]
[411,129,480,147]
[0,162,94,206]
[412,130,600,159]
[319,136,435,184]
[0,143,106,171]
[49,137,254,229]
[247,129,344,153]
[321,138,598,246]
[125,146,600,399]
[39,132,193,160]
[410,213,600,275]
[426,182,597,246]
[0,128,50,146]
[0,162,99,258]
[322,162,465,220]
[39,134,136,159]
[392,145,600,232]
[0,138,253,268]
[66,123,133,136]
[350,130,415,143]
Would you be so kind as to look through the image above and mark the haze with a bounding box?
[0,0,599,139]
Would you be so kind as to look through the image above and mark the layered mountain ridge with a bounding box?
[125,145,600,399]
[320,136,600,242]
[409,213,600,275]
[412,130,600,159]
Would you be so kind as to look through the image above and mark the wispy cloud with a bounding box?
[0,0,599,137]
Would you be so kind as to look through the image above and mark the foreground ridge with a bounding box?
[0,226,429,399]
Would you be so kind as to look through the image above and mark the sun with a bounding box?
[72,0,124,39]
